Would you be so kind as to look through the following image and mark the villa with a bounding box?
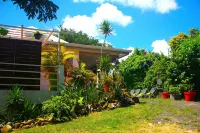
[0,24,131,105]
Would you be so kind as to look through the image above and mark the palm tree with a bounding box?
[99,20,113,61]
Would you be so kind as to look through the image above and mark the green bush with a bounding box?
[42,83,92,122]
[169,86,181,95]
[1,85,39,122]
[21,100,37,120]
[85,84,100,106]
[42,95,72,122]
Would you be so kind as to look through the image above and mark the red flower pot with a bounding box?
[104,85,109,92]
[184,92,196,102]
[162,92,170,99]
[66,72,70,76]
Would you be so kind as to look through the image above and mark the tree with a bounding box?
[178,36,200,88]
[168,33,188,55]
[167,28,200,89]
[99,20,113,59]
[144,55,169,89]
[119,48,160,89]
[2,0,59,22]
[59,28,110,47]
[189,28,199,37]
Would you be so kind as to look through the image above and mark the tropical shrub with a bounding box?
[101,72,113,86]
[167,28,200,89]
[85,84,100,106]
[5,85,25,121]
[144,55,169,89]
[20,100,37,120]
[0,85,38,122]
[69,62,96,88]
[97,55,113,74]
[42,95,72,122]
[42,83,93,122]
[119,48,160,89]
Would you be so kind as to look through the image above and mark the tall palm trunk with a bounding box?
[101,35,107,70]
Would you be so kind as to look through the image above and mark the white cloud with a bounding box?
[62,3,132,37]
[73,0,178,14]
[152,39,170,56]
[119,47,134,62]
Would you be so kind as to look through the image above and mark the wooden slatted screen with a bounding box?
[0,38,42,90]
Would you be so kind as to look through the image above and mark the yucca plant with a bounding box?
[85,84,100,106]
[4,85,24,121]
[6,84,24,108]
[21,100,36,120]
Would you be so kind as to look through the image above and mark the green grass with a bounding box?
[14,98,200,133]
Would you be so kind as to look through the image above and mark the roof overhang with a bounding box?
[47,42,132,58]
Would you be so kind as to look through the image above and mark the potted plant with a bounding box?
[162,81,170,99]
[0,27,8,36]
[162,88,170,99]
[183,84,196,102]
[101,73,113,92]
[169,85,181,100]
[34,30,43,40]
[65,71,71,76]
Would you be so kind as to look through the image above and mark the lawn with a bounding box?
[14,98,200,133]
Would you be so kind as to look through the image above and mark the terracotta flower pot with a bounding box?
[162,92,170,99]
[184,92,196,102]
[104,85,109,92]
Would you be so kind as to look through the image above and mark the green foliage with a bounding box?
[119,27,200,92]
[97,55,113,73]
[160,27,200,92]
[169,85,181,95]
[0,27,8,36]
[99,20,113,41]
[112,71,125,88]
[69,64,96,88]
[85,84,100,105]
[168,33,188,54]
[112,86,122,101]
[59,28,112,47]
[42,95,72,122]
[6,85,24,107]
[42,83,100,122]
[119,48,160,89]
[21,100,37,120]
[1,85,39,122]
[101,72,113,86]
[189,28,199,37]
[4,0,59,22]
[144,55,169,89]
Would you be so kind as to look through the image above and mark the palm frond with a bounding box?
[99,20,113,36]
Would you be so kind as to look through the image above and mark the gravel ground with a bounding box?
[153,100,200,130]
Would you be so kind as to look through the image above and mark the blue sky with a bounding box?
[1,0,200,55]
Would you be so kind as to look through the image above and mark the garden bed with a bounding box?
[14,98,200,133]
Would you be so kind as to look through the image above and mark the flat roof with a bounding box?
[47,42,131,58]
